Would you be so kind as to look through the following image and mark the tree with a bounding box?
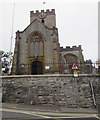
[0,50,13,75]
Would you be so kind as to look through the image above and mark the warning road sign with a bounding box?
[72,62,79,70]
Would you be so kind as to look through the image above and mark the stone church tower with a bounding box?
[12,9,60,75]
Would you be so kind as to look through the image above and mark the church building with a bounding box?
[12,9,84,75]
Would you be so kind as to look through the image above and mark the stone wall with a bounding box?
[1,74,99,108]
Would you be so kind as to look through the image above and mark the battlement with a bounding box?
[30,9,55,17]
[60,45,82,52]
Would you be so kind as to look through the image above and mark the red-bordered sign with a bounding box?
[72,62,79,70]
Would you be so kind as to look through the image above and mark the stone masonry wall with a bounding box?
[1,74,99,108]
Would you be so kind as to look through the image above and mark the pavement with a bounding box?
[2,102,98,114]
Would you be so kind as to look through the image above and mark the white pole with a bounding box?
[10,2,15,53]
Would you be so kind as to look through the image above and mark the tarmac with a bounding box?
[2,102,98,114]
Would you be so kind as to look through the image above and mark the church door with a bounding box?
[31,61,43,75]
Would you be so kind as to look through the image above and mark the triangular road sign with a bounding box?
[72,62,79,70]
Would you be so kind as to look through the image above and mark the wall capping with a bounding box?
[0,74,99,79]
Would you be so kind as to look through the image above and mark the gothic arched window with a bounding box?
[30,32,44,57]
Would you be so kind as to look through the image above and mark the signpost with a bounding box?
[72,62,79,77]
[72,62,79,106]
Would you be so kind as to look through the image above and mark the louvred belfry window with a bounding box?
[30,32,43,57]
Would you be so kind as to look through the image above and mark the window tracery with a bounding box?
[30,32,43,57]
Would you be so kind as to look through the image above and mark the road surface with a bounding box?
[2,108,100,120]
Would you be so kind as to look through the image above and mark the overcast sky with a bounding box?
[0,0,99,62]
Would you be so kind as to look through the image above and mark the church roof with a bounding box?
[18,19,57,33]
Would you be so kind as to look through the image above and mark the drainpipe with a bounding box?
[90,80,96,107]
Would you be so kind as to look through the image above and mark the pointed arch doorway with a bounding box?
[31,61,43,75]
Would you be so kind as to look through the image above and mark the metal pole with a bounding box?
[73,70,79,107]
[74,77,79,107]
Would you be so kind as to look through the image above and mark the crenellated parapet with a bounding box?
[30,9,55,17]
[60,45,82,52]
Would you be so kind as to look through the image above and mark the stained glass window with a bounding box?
[30,42,34,56]
[40,41,43,56]
[30,32,44,57]
[35,41,38,57]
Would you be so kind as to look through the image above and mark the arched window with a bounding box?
[30,32,44,57]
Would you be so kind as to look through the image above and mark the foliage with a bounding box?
[0,50,13,74]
